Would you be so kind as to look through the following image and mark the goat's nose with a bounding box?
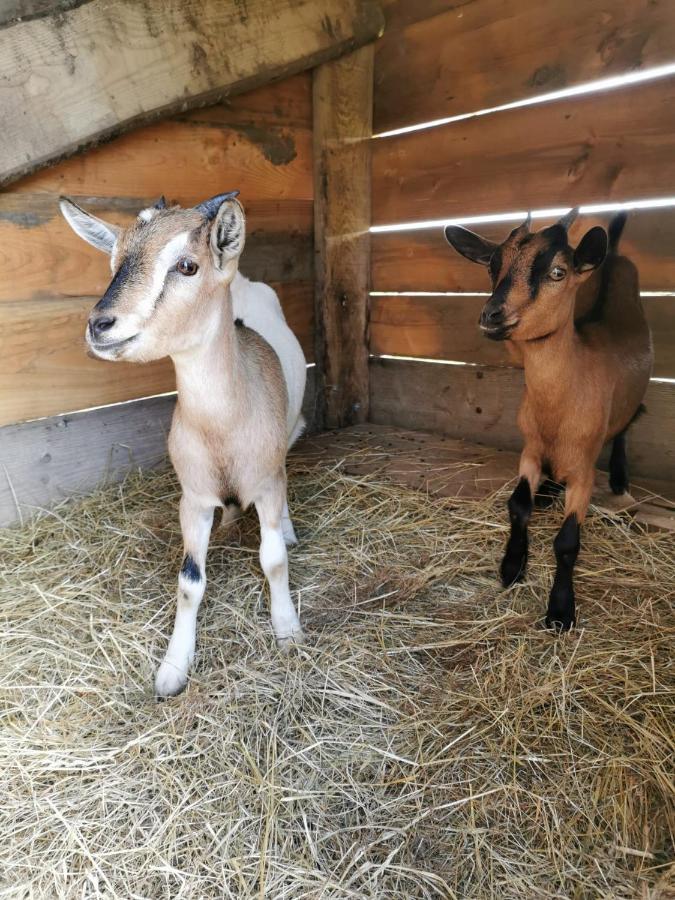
[89,315,117,340]
[481,305,503,327]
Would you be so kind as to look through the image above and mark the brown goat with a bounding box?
[445,210,653,629]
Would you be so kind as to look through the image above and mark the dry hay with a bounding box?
[1,446,674,899]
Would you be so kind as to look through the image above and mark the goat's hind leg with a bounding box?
[256,475,304,649]
[501,454,540,587]
[156,494,214,697]
[281,497,298,546]
[608,430,629,495]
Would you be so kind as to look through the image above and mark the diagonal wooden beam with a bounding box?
[0,0,384,186]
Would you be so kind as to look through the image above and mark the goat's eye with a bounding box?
[176,258,198,276]
[549,266,566,281]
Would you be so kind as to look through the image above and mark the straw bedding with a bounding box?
[1,447,673,898]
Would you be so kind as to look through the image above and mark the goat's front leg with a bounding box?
[255,476,304,648]
[156,494,214,697]
[501,452,540,587]
[546,469,593,631]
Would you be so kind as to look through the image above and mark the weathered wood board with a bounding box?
[369,358,675,483]
[374,0,675,134]
[372,76,675,226]
[0,283,313,426]
[0,0,384,186]
[313,46,373,428]
[370,293,675,378]
[0,369,317,526]
[371,210,675,294]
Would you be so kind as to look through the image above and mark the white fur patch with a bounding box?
[138,208,156,223]
[139,231,191,317]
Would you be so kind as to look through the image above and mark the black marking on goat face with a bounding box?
[180,554,201,582]
[528,226,570,298]
[94,253,137,312]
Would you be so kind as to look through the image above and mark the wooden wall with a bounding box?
[0,73,314,427]
[369,0,675,480]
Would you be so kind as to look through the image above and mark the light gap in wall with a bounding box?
[370,291,675,298]
[370,196,675,234]
[374,63,675,139]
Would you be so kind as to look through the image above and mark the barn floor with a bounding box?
[2,426,674,898]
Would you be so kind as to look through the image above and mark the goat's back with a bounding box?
[231,273,307,441]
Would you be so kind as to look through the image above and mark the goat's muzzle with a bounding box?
[479,301,513,341]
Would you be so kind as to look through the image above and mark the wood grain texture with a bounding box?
[374,0,675,133]
[313,46,373,428]
[0,283,314,426]
[371,210,675,294]
[372,76,675,226]
[0,194,313,302]
[369,358,675,482]
[0,369,317,526]
[370,294,675,377]
[0,0,384,186]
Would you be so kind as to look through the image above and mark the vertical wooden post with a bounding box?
[313,45,374,429]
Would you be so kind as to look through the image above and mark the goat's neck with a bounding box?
[170,285,241,418]
[518,309,579,405]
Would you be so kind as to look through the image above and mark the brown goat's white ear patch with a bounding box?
[209,199,246,269]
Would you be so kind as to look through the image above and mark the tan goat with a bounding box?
[445,210,653,629]
[60,193,306,696]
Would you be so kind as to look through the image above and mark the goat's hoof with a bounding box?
[500,556,526,588]
[155,658,189,697]
[545,611,576,632]
[284,533,298,547]
[276,627,305,652]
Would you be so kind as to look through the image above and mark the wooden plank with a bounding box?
[369,358,675,482]
[372,76,675,226]
[370,294,675,378]
[0,194,313,302]
[0,0,384,186]
[313,47,373,428]
[11,117,313,202]
[374,0,675,135]
[371,210,675,294]
[0,283,314,426]
[0,369,317,526]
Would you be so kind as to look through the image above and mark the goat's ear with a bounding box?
[209,198,246,270]
[573,226,608,273]
[59,197,119,254]
[444,225,498,266]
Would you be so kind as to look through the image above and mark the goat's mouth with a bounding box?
[87,334,139,359]
[479,322,516,341]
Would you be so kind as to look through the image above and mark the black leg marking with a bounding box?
[500,477,533,587]
[180,553,201,582]
[609,431,629,495]
[546,514,580,631]
[534,478,565,509]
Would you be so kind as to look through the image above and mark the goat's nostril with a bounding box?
[486,307,503,324]
[90,316,117,339]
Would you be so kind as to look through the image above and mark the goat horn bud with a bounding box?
[558,207,579,230]
[196,191,241,221]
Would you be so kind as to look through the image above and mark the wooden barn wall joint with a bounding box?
[313,44,374,429]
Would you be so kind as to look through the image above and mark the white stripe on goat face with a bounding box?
[137,231,191,319]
